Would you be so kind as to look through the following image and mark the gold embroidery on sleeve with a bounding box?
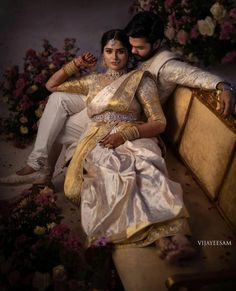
[137,77,166,124]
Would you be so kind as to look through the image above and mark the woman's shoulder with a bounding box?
[76,71,100,83]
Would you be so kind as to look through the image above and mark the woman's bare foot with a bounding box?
[155,237,177,260]
[16,165,36,175]
[165,234,196,263]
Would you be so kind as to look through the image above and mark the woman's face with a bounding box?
[103,40,129,71]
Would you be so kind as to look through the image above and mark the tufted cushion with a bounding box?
[178,97,235,200]
[164,86,192,145]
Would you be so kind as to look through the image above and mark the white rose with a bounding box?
[210,2,226,20]
[187,53,199,63]
[197,16,216,36]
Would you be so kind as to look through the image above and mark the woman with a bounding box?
[46,29,195,263]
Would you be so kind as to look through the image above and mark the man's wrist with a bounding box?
[216,82,235,92]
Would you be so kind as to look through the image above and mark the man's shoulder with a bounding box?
[140,48,181,73]
[153,48,180,60]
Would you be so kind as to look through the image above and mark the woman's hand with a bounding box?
[74,52,97,68]
[100,133,125,149]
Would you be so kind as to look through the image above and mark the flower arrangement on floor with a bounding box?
[129,0,236,66]
[0,39,80,148]
[0,187,115,291]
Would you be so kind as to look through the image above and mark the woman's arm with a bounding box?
[136,76,166,137]
[100,75,166,148]
[45,52,97,92]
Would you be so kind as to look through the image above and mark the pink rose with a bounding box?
[229,8,236,19]
[220,20,234,40]
[176,29,189,45]
[221,51,236,63]
[190,25,199,39]
[164,0,174,10]
[16,78,26,90]
[34,73,47,84]
[165,26,176,40]
[49,223,70,240]
[19,95,33,111]
[26,49,37,58]
[168,12,176,26]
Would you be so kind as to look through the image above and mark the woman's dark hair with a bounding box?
[125,11,164,44]
[101,29,131,53]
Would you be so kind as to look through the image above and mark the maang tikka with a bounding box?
[110,31,118,45]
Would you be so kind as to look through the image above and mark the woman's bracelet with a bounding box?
[119,125,140,142]
[62,59,78,77]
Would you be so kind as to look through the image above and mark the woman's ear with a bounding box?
[101,55,107,68]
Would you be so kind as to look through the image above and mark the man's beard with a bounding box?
[133,48,157,62]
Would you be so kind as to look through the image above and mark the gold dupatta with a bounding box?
[64,70,151,204]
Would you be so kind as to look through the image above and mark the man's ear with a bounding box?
[153,40,161,50]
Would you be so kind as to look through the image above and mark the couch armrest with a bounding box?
[164,86,236,229]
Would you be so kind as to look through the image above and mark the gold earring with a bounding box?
[102,57,107,68]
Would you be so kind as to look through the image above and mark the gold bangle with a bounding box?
[62,59,78,77]
[119,125,140,141]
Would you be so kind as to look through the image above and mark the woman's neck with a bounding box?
[105,68,127,78]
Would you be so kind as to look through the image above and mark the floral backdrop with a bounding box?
[0,187,116,290]
[0,39,80,148]
[129,0,236,66]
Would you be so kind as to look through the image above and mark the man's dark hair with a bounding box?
[125,11,164,44]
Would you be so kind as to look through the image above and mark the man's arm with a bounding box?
[159,60,235,117]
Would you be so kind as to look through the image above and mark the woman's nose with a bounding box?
[112,52,118,60]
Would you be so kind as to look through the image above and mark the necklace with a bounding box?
[104,68,127,80]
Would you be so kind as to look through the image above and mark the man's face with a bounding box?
[129,37,153,61]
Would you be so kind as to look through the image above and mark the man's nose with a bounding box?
[132,47,137,54]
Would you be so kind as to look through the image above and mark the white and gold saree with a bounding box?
[56,70,190,247]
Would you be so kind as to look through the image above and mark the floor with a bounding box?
[0,1,236,290]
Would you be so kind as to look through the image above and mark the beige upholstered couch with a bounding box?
[163,86,236,231]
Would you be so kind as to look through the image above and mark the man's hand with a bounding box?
[218,90,235,117]
[74,52,97,68]
[217,82,236,117]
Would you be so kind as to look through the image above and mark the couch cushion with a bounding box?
[179,97,236,200]
[218,148,236,230]
[164,86,192,145]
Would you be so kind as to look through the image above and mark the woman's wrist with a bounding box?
[119,125,140,142]
[62,59,78,77]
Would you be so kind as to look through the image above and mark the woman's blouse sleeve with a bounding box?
[136,76,166,125]
[55,75,90,95]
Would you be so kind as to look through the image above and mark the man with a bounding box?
[0,11,235,185]
[124,11,235,111]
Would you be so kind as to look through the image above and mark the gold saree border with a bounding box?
[64,121,118,204]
